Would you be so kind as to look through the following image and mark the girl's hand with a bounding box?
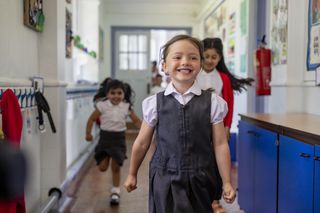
[85,133,93,141]
[124,175,137,192]
[222,182,236,203]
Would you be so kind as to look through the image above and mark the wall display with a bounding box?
[23,0,45,32]
[66,9,72,58]
[307,0,320,70]
[240,0,248,36]
[270,0,288,65]
[204,4,226,38]
[203,0,239,74]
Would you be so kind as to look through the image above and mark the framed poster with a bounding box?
[270,0,288,65]
[307,0,320,70]
[23,0,45,32]
[66,9,72,58]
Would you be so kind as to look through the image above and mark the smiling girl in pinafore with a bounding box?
[124,35,236,213]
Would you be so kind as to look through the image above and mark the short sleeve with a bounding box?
[96,101,104,113]
[211,93,228,124]
[142,95,158,127]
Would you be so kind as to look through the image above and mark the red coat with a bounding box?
[218,72,234,128]
[0,89,25,213]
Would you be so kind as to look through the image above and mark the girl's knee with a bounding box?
[99,165,107,172]
[98,157,109,171]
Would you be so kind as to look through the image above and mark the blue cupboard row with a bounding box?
[238,113,320,213]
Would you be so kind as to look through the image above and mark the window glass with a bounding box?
[119,35,128,52]
[129,53,138,70]
[138,35,147,52]
[119,53,128,70]
[138,53,147,70]
[128,35,138,52]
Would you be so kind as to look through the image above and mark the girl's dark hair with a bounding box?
[93,78,135,108]
[93,77,112,102]
[202,37,254,93]
[160,34,204,64]
[123,82,135,107]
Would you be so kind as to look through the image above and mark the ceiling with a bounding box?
[102,0,206,3]
[100,0,209,16]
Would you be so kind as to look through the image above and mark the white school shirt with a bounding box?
[150,85,165,95]
[96,100,130,132]
[142,81,228,127]
[196,68,223,96]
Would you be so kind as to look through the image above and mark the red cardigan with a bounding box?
[218,72,234,128]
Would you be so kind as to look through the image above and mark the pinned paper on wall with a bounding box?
[316,66,320,86]
[307,0,320,70]
[270,0,288,65]
[23,0,45,32]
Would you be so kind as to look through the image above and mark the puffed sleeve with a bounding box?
[142,95,158,127]
[96,101,104,113]
[210,93,228,124]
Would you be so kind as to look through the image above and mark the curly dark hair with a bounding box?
[93,77,112,102]
[93,78,135,108]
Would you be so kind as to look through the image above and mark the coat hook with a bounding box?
[20,88,27,108]
[26,88,32,108]
[0,89,3,100]
[30,88,35,107]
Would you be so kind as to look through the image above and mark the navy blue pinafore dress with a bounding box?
[149,90,222,213]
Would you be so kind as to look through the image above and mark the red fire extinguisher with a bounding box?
[255,35,271,96]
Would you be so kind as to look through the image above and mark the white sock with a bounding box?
[111,186,120,194]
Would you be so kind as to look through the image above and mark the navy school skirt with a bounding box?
[94,130,127,166]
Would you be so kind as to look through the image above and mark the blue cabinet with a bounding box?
[238,121,255,213]
[239,115,320,213]
[238,121,277,213]
[278,135,314,213]
[314,145,320,213]
[253,126,277,213]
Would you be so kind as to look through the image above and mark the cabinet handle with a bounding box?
[300,153,311,158]
[247,130,260,137]
[315,156,320,161]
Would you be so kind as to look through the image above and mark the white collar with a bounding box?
[106,99,123,107]
[164,81,202,96]
[200,68,218,74]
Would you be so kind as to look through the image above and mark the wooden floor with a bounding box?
[65,131,243,213]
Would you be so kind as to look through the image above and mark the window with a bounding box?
[118,34,148,71]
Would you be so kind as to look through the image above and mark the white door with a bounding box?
[114,30,151,118]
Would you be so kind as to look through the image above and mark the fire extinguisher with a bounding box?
[255,35,271,96]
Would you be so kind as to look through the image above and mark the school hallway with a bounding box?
[64,131,243,213]
[1,0,320,212]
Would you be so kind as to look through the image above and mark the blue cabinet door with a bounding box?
[278,135,313,213]
[238,121,255,213]
[315,145,320,213]
[254,126,277,213]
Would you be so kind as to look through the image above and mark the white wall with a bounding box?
[0,1,38,79]
[0,0,99,212]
